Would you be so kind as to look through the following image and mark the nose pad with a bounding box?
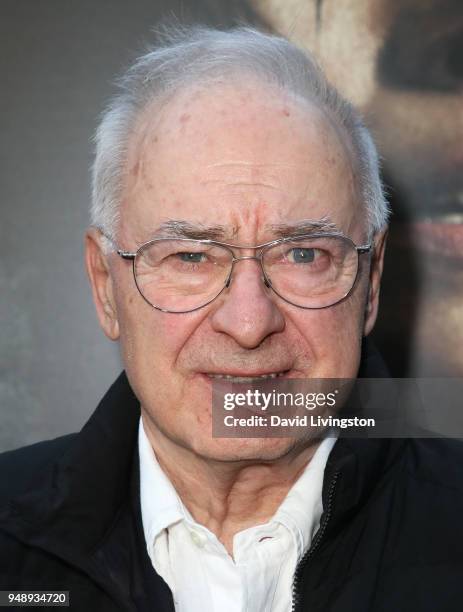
[263,276,272,288]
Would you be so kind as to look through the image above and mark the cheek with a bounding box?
[117,306,199,425]
[321,308,363,375]
[292,287,366,377]
[116,285,205,378]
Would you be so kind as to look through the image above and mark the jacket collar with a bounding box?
[321,338,406,532]
[0,338,396,602]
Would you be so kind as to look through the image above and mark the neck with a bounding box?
[141,412,321,555]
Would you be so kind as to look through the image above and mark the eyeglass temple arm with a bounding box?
[356,244,372,254]
[97,229,136,260]
[117,250,136,260]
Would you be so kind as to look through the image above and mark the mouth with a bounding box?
[203,370,290,383]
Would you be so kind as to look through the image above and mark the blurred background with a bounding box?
[1,0,462,451]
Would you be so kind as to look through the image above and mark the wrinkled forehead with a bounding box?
[119,79,362,243]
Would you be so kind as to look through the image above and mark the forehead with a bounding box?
[120,79,359,241]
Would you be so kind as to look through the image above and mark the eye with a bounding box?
[289,248,316,263]
[176,252,205,263]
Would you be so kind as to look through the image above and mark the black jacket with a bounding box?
[1,346,463,611]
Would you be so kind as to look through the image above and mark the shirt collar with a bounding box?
[138,418,193,554]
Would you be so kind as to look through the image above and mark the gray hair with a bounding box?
[91,25,389,242]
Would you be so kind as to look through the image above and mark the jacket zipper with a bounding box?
[291,469,340,612]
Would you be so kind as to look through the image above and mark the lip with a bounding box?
[204,369,290,379]
[198,369,293,384]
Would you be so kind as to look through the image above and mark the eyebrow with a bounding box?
[146,217,343,242]
[150,220,236,241]
[268,218,344,238]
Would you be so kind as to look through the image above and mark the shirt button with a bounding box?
[189,530,206,548]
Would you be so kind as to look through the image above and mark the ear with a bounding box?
[363,228,388,337]
[85,228,120,340]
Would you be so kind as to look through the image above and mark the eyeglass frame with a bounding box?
[101,231,372,314]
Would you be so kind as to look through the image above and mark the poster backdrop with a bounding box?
[255,0,463,377]
[1,0,461,451]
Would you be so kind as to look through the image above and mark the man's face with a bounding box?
[88,81,383,462]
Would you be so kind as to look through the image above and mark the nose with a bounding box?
[209,258,285,349]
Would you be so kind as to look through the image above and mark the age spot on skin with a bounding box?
[131,161,140,176]
[282,108,291,117]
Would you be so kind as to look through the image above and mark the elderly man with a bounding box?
[0,25,462,612]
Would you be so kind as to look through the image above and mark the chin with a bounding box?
[190,436,308,463]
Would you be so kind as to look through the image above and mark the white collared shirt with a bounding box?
[139,419,336,612]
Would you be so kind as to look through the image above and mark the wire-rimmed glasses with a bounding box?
[105,233,372,313]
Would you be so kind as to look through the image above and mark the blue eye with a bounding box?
[177,252,204,263]
[291,248,315,263]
